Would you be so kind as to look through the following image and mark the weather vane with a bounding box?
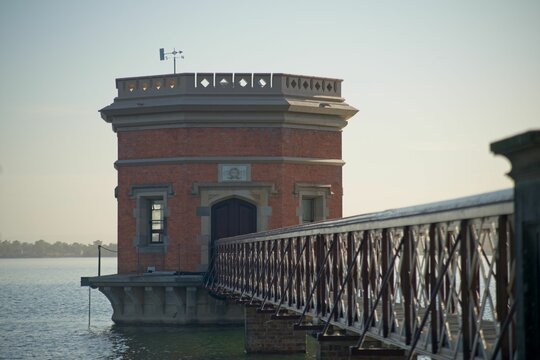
[159,48,184,74]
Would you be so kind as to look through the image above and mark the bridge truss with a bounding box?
[207,189,516,360]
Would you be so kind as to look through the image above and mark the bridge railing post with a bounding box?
[495,215,512,358]
[304,235,312,312]
[401,226,412,345]
[428,224,438,353]
[316,234,323,315]
[459,220,474,359]
[491,130,540,360]
[294,237,302,308]
[331,233,340,322]
[347,232,355,327]
[361,231,369,328]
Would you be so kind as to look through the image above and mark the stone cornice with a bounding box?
[115,156,345,169]
[110,112,347,132]
[491,130,540,181]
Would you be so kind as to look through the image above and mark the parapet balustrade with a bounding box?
[115,73,342,98]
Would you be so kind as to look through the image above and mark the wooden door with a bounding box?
[211,198,257,242]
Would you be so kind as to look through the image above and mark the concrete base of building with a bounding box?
[82,273,244,325]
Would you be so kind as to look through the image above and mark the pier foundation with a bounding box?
[244,306,306,353]
[82,274,243,325]
[315,333,405,360]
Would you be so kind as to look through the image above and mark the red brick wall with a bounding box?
[253,163,343,228]
[115,127,343,274]
[118,128,341,160]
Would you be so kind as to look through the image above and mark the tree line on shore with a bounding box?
[0,240,117,258]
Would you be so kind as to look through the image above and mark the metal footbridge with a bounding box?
[207,189,516,360]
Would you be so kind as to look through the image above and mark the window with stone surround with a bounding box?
[130,184,172,252]
[295,183,332,224]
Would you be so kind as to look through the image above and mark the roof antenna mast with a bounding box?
[159,48,184,74]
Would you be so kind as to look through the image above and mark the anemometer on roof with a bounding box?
[159,48,184,74]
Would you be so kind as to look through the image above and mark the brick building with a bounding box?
[100,73,357,275]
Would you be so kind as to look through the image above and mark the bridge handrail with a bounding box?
[217,188,513,244]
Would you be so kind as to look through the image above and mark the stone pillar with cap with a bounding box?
[491,130,540,360]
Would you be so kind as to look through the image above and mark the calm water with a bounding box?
[0,258,315,360]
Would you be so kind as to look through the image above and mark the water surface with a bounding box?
[0,258,315,359]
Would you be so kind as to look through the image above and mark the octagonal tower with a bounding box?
[100,73,357,274]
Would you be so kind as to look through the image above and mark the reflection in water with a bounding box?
[90,325,314,360]
[109,325,246,360]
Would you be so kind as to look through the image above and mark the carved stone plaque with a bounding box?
[219,164,250,182]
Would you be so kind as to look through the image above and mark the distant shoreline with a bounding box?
[0,254,117,259]
[0,240,117,258]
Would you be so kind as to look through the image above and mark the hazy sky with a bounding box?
[0,1,538,244]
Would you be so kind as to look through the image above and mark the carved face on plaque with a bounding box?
[228,167,240,180]
[219,164,249,182]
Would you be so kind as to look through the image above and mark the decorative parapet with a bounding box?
[102,72,356,130]
[115,73,343,99]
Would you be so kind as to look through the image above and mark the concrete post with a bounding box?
[491,130,540,360]
[244,307,306,353]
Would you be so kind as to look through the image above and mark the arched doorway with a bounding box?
[210,198,257,267]
[211,198,257,243]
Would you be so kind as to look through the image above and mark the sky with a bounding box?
[0,0,538,244]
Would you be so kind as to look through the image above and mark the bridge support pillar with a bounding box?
[244,306,306,353]
[316,334,405,360]
[316,336,358,360]
[349,348,406,360]
[492,130,540,359]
